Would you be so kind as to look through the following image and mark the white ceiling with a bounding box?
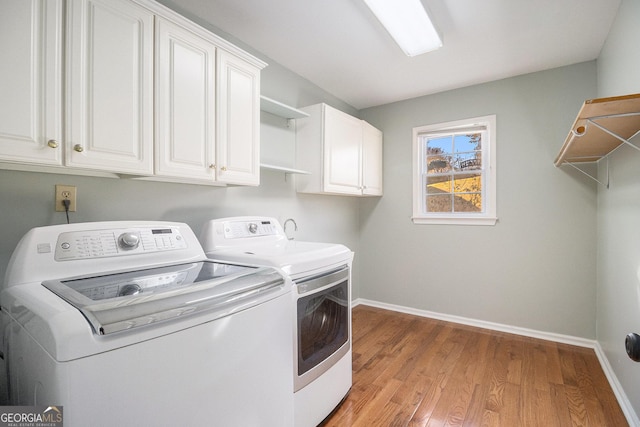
[165,0,621,110]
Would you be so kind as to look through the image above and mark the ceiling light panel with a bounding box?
[363,0,442,56]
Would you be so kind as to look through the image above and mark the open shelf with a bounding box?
[259,96,310,178]
[260,96,309,119]
[260,163,310,175]
[554,93,640,167]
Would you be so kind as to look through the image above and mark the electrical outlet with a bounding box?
[55,185,77,212]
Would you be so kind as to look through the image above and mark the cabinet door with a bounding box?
[216,50,261,186]
[0,0,62,165]
[155,17,216,181]
[362,121,383,196]
[66,0,153,174]
[323,105,362,195]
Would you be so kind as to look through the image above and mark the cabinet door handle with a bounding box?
[221,166,227,171]
[47,140,59,149]
[73,144,84,153]
[209,164,216,169]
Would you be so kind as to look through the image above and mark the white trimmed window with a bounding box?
[412,115,497,225]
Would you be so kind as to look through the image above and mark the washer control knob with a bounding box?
[119,284,141,297]
[248,223,258,234]
[118,232,140,250]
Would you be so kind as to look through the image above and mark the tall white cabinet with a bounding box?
[154,17,216,181]
[66,0,154,174]
[0,0,63,166]
[296,103,383,196]
[216,51,261,186]
[0,0,265,186]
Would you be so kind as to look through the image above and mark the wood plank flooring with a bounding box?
[322,305,628,427]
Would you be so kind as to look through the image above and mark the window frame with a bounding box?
[412,115,497,225]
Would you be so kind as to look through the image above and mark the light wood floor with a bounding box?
[322,305,628,427]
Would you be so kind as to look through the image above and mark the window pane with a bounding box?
[454,193,482,212]
[453,172,482,212]
[453,173,481,193]
[427,136,452,154]
[452,152,481,171]
[426,175,452,194]
[426,174,482,213]
[426,155,451,174]
[426,194,452,213]
[454,133,481,152]
[425,136,452,175]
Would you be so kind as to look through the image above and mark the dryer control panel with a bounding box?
[223,219,279,239]
[55,227,187,261]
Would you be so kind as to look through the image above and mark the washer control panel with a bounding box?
[223,220,279,239]
[54,227,187,261]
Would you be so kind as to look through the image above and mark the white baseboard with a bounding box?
[353,298,595,346]
[352,298,639,426]
[593,342,640,426]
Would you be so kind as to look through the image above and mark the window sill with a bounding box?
[411,216,498,226]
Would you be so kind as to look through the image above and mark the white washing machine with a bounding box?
[0,221,293,426]
[200,217,354,427]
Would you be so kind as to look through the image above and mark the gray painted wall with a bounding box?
[596,0,640,419]
[359,62,599,338]
[597,0,640,99]
[0,167,361,286]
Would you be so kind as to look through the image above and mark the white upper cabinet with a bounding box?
[323,105,363,195]
[0,0,63,166]
[155,17,216,182]
[66,0,154,174]
[0,0,264,185]
[361,120,383,196]
[296,103,383,197]
[216,50,261,186]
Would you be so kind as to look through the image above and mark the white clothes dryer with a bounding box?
[0,221,293,426]
[200,216,354,427]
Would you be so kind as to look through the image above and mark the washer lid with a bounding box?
[42,261,284,335]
